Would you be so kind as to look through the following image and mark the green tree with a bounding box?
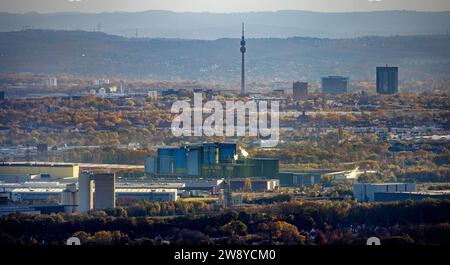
[221,220,248,236]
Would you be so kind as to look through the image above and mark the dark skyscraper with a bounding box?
[293,82,308,100]
[240,23,246,95]
[377,66,398,94]
[321,76,349,95]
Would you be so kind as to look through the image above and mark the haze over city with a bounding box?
[1,0,450,13]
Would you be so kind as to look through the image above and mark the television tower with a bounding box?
[240,23,246,95]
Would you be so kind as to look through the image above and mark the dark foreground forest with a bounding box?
[1,199,450,245]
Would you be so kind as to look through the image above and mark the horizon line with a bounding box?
[4,29,448,41]
[1,9,450,15]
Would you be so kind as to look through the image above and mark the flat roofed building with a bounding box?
[374,191,450,202]
[321,76,349,95]
[116,188,177,202]
[11,188,63,202]
[0,174,40,183]
[228,178,280,192]
[293,81,308,100]
[117,182,185,190]
[0,192,8,205]
[353,183,416,202]
[278,172,322,187]
[0,162,79,179]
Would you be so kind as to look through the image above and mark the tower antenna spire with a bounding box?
[240,22,246,96]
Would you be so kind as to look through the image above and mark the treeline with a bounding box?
[1,199,450,245]
[61,147,148,165]
[396,168,450,183]
[251,200,450,227]
[112,200,217,217]
[253,136,389,165]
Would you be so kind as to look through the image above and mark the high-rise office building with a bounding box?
[321,76,349,95]
[293,82,308,100]
[376,66,398,94]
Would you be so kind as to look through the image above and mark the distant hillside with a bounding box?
[1,10,450,39]
[0,30,449,83]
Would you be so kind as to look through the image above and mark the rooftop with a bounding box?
[0,162,78,167]
[354,183,413,186]
[116,188,178,193]
[11,188,64,193]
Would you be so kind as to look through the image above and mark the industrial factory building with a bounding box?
[0,160,184,215]
[1,143,283,214]
[1,173,178,214]
[78,172,116,212]
[10,188,63,202]
[0,174,41,183]
[116,188,177,202]
[278,169,352,187]
[141,178,223,192]
[278,170,327,187]
[0,181,66,190]
[0,162,79,179]
[145,142,279,179]
[228,178,280,192]
[0,181,78,213]
[279,168,375,187]
[353,183,416,202]
[374,191,450,202]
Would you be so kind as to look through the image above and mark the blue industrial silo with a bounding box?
[157,147,177,174]
[174,147,187,174]
[187,145,202,176]
[218,143,237,163]
[203,142,219,165]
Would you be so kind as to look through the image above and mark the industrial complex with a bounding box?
[1,142,449,215]
[144,142,279,179]
[0,143,282,215]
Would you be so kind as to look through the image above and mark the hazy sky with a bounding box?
[1,0,450,13]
